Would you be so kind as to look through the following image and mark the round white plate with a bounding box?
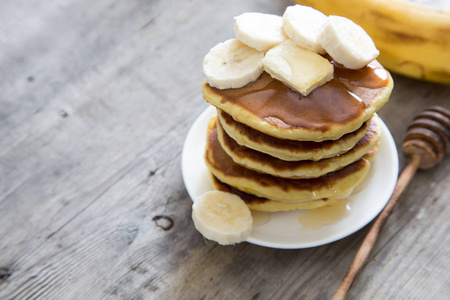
[182,106,399,249]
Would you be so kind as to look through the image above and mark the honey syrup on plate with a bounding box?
[251,210,271,226]
[298,199,351,229]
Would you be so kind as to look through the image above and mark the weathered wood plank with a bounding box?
[0,0,449,299]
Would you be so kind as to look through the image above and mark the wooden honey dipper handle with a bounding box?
[333,106,450,300]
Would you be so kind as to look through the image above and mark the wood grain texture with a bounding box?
[0,0,449,299]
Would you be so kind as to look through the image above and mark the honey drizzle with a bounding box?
[251,210,271,226]
[298,199,351,229]
[212,61,389,132]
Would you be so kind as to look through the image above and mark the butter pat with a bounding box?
[262,40,333,96]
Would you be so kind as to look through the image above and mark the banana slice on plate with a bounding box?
[234,12,288,52]
[203,39,264,89]
[282,4,328,54]
[319,15,380,69]
[192,191,253,245]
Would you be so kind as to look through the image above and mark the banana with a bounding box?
[203,39,264,89]
[319,15,380,70]
[234,12,288,51]
[191,191,253,245]
[296,0,450,83]
[262,39,334,96]
[282,4,328,54]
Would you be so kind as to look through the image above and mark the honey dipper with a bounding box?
[333,106,450,300]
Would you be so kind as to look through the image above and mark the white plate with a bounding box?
[182,106,399,249]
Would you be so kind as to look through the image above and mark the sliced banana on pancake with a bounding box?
[234,12,287,51]
[203,39,264,89]
[319,15,379,69]
[282,5,328,54]
[192,190,253,245]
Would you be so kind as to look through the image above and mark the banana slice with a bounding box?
[282,5,327,54]
[234,12,288,52]
[262,39,334,96]
[192,191,253,245]
[203,39,264,89]
[319,15,379,69]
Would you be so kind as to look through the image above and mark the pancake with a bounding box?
[205,117,376,202]
[218,108,370,161]
[202,59,393,142]
[217,114,381,178]
[210,175,339,212]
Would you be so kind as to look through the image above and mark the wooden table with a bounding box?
[1,0,449,299]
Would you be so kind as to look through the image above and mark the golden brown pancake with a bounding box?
[217,109,370,161]
[205,117,376,202]
[217,113,381,178]
[202,60,393,141]
[210,175,338,212]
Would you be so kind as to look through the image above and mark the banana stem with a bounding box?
[333,154,421,300]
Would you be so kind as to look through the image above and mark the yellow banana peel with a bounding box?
[296,0,450,83]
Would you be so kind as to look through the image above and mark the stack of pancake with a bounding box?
[202,59,393,212]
